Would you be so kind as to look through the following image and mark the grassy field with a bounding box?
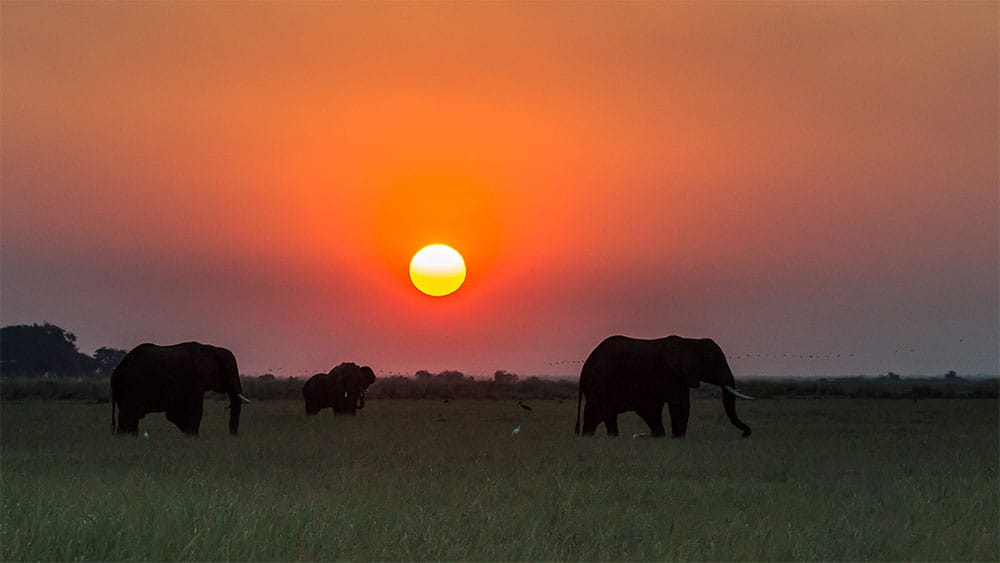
[2,397,997,561]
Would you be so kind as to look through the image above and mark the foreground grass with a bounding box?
[2,398,997,561]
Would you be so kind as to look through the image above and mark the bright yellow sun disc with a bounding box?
[409,244,466,297]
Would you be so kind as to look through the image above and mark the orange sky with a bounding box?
[2,2,997,376]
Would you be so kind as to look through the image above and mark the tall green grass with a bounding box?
[2,398,997,560]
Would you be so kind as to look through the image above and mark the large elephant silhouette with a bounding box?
[302,362,376,415]
[111,342,251,436]
[575,335,753,438]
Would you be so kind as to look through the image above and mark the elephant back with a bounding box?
[302,372,333,414]
[302,372,331,394]
[111,343,195,408]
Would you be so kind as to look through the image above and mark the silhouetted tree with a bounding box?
[518,376,547,394]
[494,370,519,384]
[0,323,96,377]
[94,347,128,375]
[437,370,472,382]
[414,370,472,382]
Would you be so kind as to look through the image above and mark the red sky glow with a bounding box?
[2,2,997,377]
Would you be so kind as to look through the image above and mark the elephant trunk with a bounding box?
[722,387,752,437]
[357,390,366,410]
[228,393,242,436]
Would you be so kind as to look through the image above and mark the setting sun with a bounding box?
[409,244,467,297]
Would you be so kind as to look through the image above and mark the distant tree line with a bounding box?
[4,370,996,403]
[0,323,126,378]
[3,323,994,403]
[237,369,567,402]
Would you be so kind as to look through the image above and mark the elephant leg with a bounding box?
[165,408,184,432]
[331,395,344,414]
[667,394,691,438]
[604,413,620,437]
[166,397,201,436]
[636,406,666,437]
[185,399,203,436]
[581,401,601,436]
[116,408,140,435]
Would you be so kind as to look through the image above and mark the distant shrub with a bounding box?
[238,375,303,401]
[359,376,571,400]
[0,378,111,402]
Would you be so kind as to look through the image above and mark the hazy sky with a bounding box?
[2,2,997,377]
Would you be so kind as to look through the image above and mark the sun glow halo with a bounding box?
[409,244,467,297]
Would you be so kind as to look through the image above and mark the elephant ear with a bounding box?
[668,339,703,388]
[207,346,240,394]
[360,366,376,388]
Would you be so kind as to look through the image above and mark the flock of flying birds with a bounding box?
[272,340,967,376]
[544,344,956,368]
[541,352,873,367]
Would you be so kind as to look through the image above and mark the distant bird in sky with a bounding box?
[518,401,532,412]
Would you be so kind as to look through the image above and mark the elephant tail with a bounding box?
[574,381,583,436]
[110,385,116,434]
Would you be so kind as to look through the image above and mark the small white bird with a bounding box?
[512,426,521,435]
[143,431,149,439]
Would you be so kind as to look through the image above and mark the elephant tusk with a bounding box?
[724,385,755,400]
[237,393,252,404]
